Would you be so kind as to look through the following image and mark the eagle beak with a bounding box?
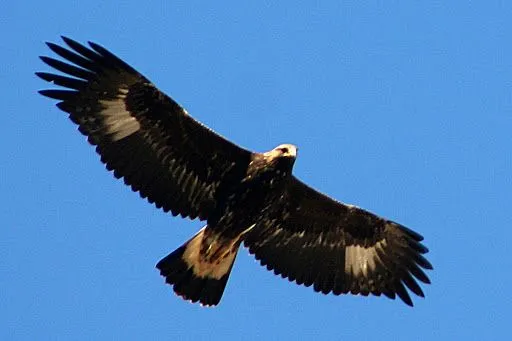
[281,146,297,159]
[283,148,297,158]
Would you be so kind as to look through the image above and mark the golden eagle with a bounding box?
[37,37,432,307]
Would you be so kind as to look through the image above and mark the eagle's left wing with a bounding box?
[244,177,432,306]
[37,37,252,221]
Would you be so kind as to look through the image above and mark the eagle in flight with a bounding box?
[37,37,432,307]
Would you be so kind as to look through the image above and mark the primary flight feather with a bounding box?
[37,37,432,307]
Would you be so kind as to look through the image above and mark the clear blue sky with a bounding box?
[2,1,511,340]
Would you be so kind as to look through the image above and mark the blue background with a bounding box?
[2,1,511,340]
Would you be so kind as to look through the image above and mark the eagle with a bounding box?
[37,37,432,307]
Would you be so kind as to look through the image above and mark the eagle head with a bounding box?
[259,144,298,174]
[265,144,298,159]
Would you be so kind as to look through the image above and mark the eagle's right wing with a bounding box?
[37,37,252,221]
[244,176,432,306]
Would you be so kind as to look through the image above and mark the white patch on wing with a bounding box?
[98,89,140,141]
[344,239,387,277]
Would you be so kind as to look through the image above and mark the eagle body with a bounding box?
[204,146,296,235]
[157,146,297,305]
[37,37,432,307]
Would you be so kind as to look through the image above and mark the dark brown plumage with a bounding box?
[37,37,432,307]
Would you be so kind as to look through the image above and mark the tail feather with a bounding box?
[156,227,238,306]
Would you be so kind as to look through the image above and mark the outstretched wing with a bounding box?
[244,177,432,306]
[37,37,251,220]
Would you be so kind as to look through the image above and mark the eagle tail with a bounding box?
[156,227,238,307]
